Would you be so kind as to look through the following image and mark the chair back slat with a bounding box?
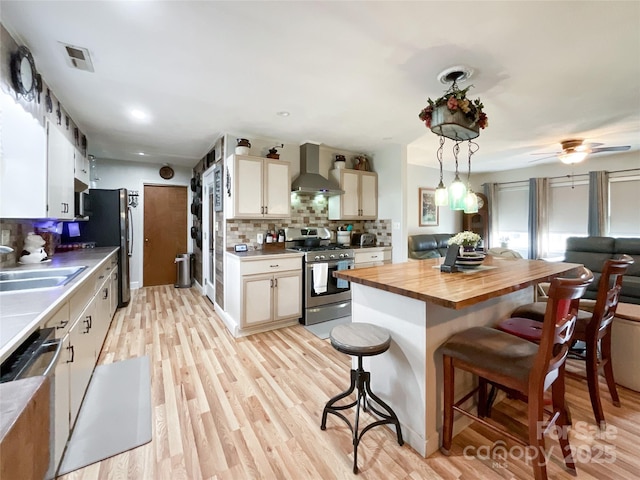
[533,268,594,392]
[588,255,634,338]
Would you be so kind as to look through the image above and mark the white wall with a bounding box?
[373,143,407,262]
[93,158,193,288]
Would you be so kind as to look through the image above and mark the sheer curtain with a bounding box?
[588,171,609,237]
[528,178,549,259]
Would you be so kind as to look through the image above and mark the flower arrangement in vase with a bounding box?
[448,231,481,255]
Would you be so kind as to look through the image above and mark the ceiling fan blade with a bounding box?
[528,154,557,163]
[530,151,560,156]
[590,146,631,153]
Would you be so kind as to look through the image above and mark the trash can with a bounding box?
[175,253,194,288]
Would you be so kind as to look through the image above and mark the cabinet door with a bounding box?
[241,273,273,327]
[53,333,71,471]
[47,120,74,219]
[68,299,97,427]
[341,170,361,218]
[274,270,302,321]
[263,159,290,217]
[110,269,119,317]
[359,171,378,219]
[94,278,111,360]
[74,147,89,190]
[234,156,264,218]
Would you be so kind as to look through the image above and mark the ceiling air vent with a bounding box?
[60,42,94,72]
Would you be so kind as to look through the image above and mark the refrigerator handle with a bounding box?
[128,206,134,257]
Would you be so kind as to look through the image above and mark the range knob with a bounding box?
[343,253,350,258]
[314,255,320,261]
[319,255,326,260]
[339,253,345,258]
[329,254,336,259]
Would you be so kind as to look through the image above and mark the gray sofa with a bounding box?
[408,234,453,260]
[564,236,640,305]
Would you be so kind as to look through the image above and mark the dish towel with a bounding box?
[336,260,350,289]
[313,263,328,294]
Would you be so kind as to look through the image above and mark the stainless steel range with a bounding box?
[285,228,354,325]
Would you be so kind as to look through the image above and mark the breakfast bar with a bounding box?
[334,255,582,457]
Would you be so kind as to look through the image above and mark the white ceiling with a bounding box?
[2,1,639,172]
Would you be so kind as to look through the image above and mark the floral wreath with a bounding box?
[418,84,488,130]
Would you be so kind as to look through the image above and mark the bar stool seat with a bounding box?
[511,302,592,323]
[321,323,403,474]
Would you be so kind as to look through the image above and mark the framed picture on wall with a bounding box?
[419,187,439,226]
[214,164,223,211]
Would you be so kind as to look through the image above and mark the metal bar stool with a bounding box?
[320,322,403,474]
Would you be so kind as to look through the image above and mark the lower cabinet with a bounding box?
[242,270,302,327]
[225,252,303,335]
[69,297,97,427]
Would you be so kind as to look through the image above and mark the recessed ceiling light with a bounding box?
[138,152,145,156]
[276,111,290,117]
[131,109,148,120]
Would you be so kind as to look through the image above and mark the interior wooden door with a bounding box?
[143,185,188,286]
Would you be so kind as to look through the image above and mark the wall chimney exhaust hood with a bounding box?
[291,143,344,195]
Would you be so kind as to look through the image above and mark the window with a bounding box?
[547,177,588,257]
[495,182,529,258]
[609,172,640,237]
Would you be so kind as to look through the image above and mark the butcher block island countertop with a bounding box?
[334,255,583,309]
[333,255,583,458]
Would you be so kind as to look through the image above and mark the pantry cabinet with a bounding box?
[328,169,377,220]
[226,154,290,219]
[225,252,303,335]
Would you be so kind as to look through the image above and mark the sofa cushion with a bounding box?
[408,234,453,260]
[614,238,640,277]
[566,236,615,254]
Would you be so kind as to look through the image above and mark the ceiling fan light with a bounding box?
[559,150,588,164]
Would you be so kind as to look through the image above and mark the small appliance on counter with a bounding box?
[351,233,377,247]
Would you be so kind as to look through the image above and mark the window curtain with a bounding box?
[528,178,549,259]
[484,182,498,248]
[588,171,609,237]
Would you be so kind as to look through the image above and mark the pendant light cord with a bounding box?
[437,135,445,183]
[453,140,462,180]
[467,140,479,184]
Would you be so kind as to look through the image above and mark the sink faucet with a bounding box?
[0,246,14,254]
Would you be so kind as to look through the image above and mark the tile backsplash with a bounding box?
[0,219,35,268]
[227,194,391,250]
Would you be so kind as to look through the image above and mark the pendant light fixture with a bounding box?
[434,135,448,206]
[463,140,479,214]
[448,141,467,210]
[417,66,489,213]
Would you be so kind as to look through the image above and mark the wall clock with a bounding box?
[11,46,37,101]
[159,166,174,179]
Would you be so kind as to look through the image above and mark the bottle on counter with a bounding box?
[266,231,273,243]
[278,229,285,243]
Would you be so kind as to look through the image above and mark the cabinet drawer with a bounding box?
[43,303,71,337]
[240,256,302,276]
[355,249,391,264]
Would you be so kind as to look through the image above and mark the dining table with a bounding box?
[334,255,582,457]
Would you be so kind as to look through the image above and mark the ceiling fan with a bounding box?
[529,139,631,165]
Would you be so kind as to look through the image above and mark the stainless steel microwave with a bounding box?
[74,191,91,218]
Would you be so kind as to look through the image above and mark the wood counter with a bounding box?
[334,256,583,458]
[334,256,582,309]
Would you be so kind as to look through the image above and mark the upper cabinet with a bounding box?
[46,120,75,219]
[226,154,290,219]
[328,169,378,220]
[74,146,89,191]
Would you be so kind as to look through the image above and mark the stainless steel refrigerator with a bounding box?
[67,188,131,307]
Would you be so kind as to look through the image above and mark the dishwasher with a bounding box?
[1,327,63,479]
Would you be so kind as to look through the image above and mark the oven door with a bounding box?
[305,260,353,308]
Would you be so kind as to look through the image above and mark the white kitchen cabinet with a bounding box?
[226,154,290,219]
[74,146,90,191]
[68,297,97,427]
[47,119,75,219]
[110,268,119,317]
[328,169,378,220]
[225,252,303,335]
[354,247,391,268]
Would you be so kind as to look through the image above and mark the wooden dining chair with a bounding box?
[502,255,634,427]
[440,267,593,480]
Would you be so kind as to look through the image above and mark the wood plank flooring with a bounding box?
[60,286,640,479]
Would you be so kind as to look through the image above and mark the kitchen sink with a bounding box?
[0,266,87,292]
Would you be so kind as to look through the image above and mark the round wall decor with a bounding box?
[159,166,174,179]
[11,46,37,101]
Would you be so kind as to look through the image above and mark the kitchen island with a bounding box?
[333,255,582,457]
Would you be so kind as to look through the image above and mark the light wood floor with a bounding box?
[60,286,640,479]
